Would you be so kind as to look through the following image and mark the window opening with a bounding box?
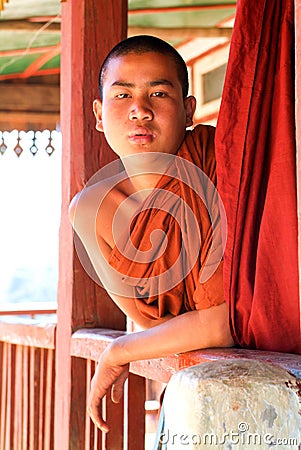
[0,129,61,317]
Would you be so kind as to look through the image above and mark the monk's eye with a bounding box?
[116,93,131,99]
[151,91,167,98]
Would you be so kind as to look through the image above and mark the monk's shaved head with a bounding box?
[98,35,189,100]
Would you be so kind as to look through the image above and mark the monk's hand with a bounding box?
[87,344,129,433]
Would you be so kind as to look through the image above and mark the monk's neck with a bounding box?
[128,173,162,192]
[121,151,171,192]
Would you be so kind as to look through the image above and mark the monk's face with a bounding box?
[93,52,196,158]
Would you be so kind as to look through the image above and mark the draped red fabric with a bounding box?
[215,0,301,353]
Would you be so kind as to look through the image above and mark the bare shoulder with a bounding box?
[69,170,129,229]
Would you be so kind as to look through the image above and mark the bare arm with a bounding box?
[107,291,173,328]
[87,302,234,432]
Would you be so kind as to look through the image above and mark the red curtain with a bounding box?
[215,0,301,353]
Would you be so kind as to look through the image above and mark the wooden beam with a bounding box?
[128,4,237,14]
[0,83,59,112]
[128,26,233,40]
[0,81,59,130]
[71,329,301,382]
[55,1,127,449]
[0,302,57,316]
[0,320,55,349]
[0,19,60,31]
[21,45,61,79]
[0,111,59,131]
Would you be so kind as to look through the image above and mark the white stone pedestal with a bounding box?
[157,359,301,449]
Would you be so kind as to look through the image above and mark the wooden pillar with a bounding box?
[55,1,127,448]
[296,0,301,337]
[295,0,301,336]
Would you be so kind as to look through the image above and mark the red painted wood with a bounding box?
[127,374,146,450]
[38,348,45,450]
[8,344,15,450]
[29,347,35,450]
[104,395,124,450]
[71,328,301,382]
[129,5,236,14]
[22,346,29,450]
[13,346,22,449]
[44,349,54,450]
[0,45,59,58]
[22,45,61,79]
[55,1,127,448]
[69,357,87,450]
[0,302,57,316]
[295,0,301,327]
[0,319,56,349]
[85,360,94,450]
[71,329,127,361]
[35,349,42,450]
[0,343,5,450]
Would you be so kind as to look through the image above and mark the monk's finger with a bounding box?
[111,371,128,404]
[87,395,109,433]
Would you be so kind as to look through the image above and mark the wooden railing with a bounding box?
[1,313,301,450]
[70,329,301,450]
[0,318,56,450]
[70,329,147,450]
[0,315,147,450]
[0,302,57,319]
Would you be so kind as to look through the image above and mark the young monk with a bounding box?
[69,35,234,433]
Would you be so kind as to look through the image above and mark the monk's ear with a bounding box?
[184,95,196,128]
[93,99,104,132]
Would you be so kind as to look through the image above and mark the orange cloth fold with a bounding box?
[109,124,225,319]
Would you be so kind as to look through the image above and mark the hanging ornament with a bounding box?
[13,133,23,157]
[30,131,38,156]
[0,132,7,155]
[45,133,55,156]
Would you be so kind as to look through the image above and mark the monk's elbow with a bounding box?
[214,313,235,348]
[200,303,235,349]
[216,326,235,348]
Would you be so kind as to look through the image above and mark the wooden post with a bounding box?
[295,0,301,336]
[55,1,127,448]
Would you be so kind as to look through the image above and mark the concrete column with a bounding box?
[157,359,301,449]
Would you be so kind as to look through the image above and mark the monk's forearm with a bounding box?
[105,303,234,367]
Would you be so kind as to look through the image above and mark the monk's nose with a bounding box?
[129,99,153,121]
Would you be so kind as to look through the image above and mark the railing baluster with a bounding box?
[22,346,29,450]
[14,345,22,450]
[38,348,45,450]
[6,344,12,450]
[127,373,146,450]
[95,362,102,450]
[85,359,92,450]
[104,388,124,450]
[94,423,100,450]
[0,342,7,450]
[29,346,35,450]
[44,349,54,450]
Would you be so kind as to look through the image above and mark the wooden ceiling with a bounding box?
[0,0,236,130]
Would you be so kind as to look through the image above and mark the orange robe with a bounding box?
[109,124,225,319]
